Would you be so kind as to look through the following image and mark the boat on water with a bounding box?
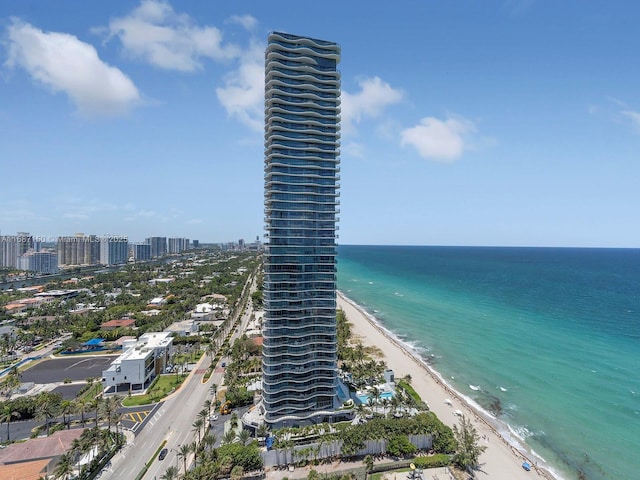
[469,384,481,391]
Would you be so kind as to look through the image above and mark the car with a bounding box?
[210,414,219,421]
[158,448,168,460]
[221,362,226,367]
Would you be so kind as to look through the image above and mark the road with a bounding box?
[102,270,258,479]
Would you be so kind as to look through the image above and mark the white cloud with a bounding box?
[103,0,240,72]
[400,114,477,162]
[343,142,365,158]
[5,19,140,116]
[342,76,403,133]
[621,110,640,133]
[226,15,258,31]
[216,41,264,131]
[63,213,89,220]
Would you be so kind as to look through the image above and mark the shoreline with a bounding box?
[337,291,565,480]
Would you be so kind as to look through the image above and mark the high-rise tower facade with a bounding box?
[262,32,341,427]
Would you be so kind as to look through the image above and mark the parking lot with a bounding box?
[21,355,117,384]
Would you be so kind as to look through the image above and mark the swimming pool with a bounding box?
[356,390,394,404]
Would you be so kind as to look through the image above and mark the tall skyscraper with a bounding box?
[262,32,341,427]
[146,237,167,258]
[17,251,59,274]
[57,234,100,267]
[168,237,190,254]
[100,236,129,266]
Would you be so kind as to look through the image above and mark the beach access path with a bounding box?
[338,292,560,480]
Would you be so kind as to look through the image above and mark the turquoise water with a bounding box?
[337,246,640,480]
[356,390,394,404]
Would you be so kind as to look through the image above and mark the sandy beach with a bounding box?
[337,291,562,480]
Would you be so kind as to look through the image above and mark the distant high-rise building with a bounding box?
[168,237,189,254]
[146,237,167,258]
[192,240,199,249]
[16,232,34,255]
[133,243,151,261]
[262,32,341,427]
[1,235,19,269]
[57,234,100,267]
[100,236,129,266]
[18,251,59,274]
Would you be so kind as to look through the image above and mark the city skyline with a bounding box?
[2,1,640,247]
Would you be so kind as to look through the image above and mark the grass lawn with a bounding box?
[122,374,186,406]
[78,382,103,401]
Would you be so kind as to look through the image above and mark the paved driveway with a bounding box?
[21,355,117,383]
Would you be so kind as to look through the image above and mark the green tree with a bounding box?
[363,454,374,473]
[0,404,20,442]
[53,452,74,479]
[452,415,487,476]
[161,465,179,480]
[387,435,417,457]
[35,392,61,436]
[178,443,192,474]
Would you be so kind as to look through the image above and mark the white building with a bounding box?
[165,319,198,336]
[101,332,173,392]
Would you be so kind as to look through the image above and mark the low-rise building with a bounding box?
[101,332,173,392]
[101,318,136,330]
[165,320,198,336]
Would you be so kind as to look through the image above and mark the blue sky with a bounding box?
[1,1,639,247]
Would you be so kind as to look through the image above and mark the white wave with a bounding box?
[499,386,508,392]
[337,290,565,480]
[469,384,481,391]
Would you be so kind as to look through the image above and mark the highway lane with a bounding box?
[103,271,258,479]
[102,353,219,480]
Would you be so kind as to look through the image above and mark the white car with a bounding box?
[210,415,219,421]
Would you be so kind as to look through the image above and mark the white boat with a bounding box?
[469,384,481,391]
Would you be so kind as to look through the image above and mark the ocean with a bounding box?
[337,245,640,480]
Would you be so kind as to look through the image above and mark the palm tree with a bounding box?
[381,397,390,417]
[192,418,204,445]
[161,465,179,480]
[61,400,74,429]
[53,452,74,480]
[190,439,200,466]
[74,398,88,427]
[36,394,60,436]
[237,428,251,446]
[0,404,20,442]
[177,443,192,474]
[256,423,269,439]
[87,398,99,428]
[202,432,217,452]
[222,429,237,445]
[197,408,208,428]
[100,395,121,432]
[204,400,212,417]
